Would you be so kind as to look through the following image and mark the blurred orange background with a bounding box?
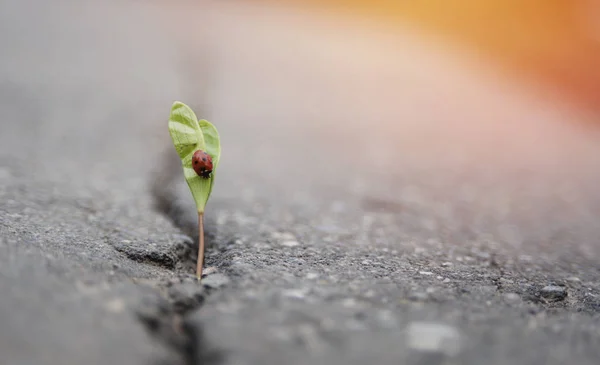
[259,0,600,116]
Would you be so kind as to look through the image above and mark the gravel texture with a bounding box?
[1,1,600,365]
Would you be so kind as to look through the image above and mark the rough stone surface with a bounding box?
[2,1,600,365]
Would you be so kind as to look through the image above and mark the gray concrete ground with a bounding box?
[2,1,600,365]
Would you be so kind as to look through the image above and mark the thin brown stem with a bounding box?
[197,212,205,279]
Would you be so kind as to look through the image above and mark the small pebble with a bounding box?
[272,232,296,240]
[540,285,567,302]
[104,298,126,313]
[281,240,300,247]
[419,271,434,276]
[364,290,376,298]
[407,322,462,356]
[282,289,307,300]
[504,293,521,302]
[202,266,218,276]
[253,242,272,249]
[202,273,230,289]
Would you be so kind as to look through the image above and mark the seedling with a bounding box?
[168,101,221,279]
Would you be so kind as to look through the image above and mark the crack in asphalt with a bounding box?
[132,146,227,365]
[135,278,225,365]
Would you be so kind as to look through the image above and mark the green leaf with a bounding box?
[168,101,221,213]
[199,119,221,200]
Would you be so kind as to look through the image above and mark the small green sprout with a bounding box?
[168,101,221,279]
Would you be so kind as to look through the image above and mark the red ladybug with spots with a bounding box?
[192,150,213,178]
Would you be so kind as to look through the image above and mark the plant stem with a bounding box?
[197,212,205,279]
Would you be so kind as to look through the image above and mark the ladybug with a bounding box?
[192,150,213,178]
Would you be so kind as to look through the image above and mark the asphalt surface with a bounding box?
[2,1,600,365]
